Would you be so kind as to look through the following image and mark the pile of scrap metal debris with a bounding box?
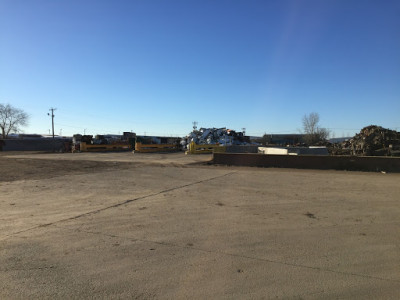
[72,132,136,152]
[73,132,135,146]
[334,125,400,156]
[183,127,249,146]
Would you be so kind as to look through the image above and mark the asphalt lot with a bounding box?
[1,152,400,299]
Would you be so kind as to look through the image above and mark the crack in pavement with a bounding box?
[52,225,400,284]
[0,171,237,241]
[0,266,56,272]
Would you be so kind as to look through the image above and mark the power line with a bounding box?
[54,122,88,129]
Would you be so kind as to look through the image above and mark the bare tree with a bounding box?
[0,103,29,138]
[302,112,329,145]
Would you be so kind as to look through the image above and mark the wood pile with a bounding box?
[346,125,400,156]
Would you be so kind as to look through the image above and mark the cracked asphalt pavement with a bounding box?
[1,152,400,299]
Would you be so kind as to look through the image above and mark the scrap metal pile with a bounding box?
[184,127,249,146]
[341,125,400,156]
[73,132,135,146]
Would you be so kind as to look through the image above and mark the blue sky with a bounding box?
[1,0,399,137]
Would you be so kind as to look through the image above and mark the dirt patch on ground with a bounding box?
[0,156,136,182]
[0,151,214,182]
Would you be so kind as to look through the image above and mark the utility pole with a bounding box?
[48,108,56,152]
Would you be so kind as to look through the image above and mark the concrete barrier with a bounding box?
[213,153,400,172]
[185,142,226,154]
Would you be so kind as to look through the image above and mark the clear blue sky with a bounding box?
[1,0,399,137]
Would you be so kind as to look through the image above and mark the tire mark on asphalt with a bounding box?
[0,171,237,241]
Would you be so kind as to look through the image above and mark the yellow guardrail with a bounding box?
[134,142,178,153]
[185,142,226,154]
[79,142,132,152]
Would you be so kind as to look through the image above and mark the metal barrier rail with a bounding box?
[79,142,131,152]
[134,142,179,153]
[185,142,226,154]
